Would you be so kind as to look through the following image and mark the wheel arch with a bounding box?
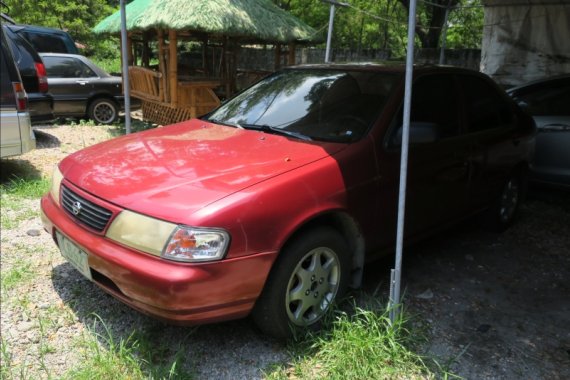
[278,210,365,289]
[86,93,119,112]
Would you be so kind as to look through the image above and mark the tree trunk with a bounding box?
[398,0,458,48]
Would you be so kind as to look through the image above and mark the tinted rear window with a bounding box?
[459,75,514,133]
[22,31,70,54]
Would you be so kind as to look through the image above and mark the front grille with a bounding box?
[61,186,113,232]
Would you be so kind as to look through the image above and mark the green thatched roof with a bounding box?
[93,0,318,43]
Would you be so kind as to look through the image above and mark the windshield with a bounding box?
[206,69,398,143]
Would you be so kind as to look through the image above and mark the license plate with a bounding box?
[56,231,92,280]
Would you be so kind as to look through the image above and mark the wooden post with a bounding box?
[202,36,209,76]
[288,42,296,66]
[127,33,134,65]
[142,31,150,68]
[223,38,230,98]
[229,38,238,95]
[274,44,281,70]
[169,29,178,107]
[158,29,167,102]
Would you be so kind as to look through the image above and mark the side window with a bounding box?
[389,74,460,146]
[459,75,513,133]
[1,45,16,108]
[410,74,460,138]
[44,57,96,78]
[514,82,570,116]
[76,60,96,78]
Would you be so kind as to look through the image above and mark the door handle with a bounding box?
[75,80,88,85]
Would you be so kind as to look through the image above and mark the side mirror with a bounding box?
[390,122,441,146]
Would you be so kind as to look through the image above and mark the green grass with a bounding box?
[90,57,122,75]
[62,316,194,380]
[1,338,32,380]
[1,259,35,293]
[0,177,49,229]
[109,119,158,137]
[90,57,160,76]
[0,177,50,199]
[265,303,436,380]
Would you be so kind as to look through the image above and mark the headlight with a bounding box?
[106,210,176,256]
[50,165,64,206]
[106,210,230,263]
[163,227,229,262]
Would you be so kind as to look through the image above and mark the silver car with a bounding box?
[1,26,35,158]
[507,75,570,188]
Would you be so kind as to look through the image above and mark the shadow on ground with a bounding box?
[34,129,61,149]
[361,186,570,379]
[0,158,42,184]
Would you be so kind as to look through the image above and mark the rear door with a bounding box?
[42,55,97,115]
[456,74,520,210]
[405,74,473,235]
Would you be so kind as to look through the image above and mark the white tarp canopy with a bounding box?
[481,0,570,86]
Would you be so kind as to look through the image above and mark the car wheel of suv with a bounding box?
[486,173,523,232]
[252,227,350,339]
[88,98,118,125]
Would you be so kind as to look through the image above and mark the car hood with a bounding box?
[60,119,346,222]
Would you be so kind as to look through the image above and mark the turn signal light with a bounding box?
[13,82,27,111]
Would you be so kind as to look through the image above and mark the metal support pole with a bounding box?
[325,4,335,63]
[439,5,451,65]
[389,0,418,325]
[120,0,131,134]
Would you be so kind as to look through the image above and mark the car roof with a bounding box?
[285,62,484,76]
[507,74,570,94]
[39,52,86,59]
[6,24,71,36]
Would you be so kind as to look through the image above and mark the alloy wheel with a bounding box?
[285,247,341,326]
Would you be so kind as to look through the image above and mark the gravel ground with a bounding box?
[1,123,569,379]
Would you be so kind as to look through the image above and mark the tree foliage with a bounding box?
[275,0,483,56]
[2,0,117,57]
[1,0,483,62]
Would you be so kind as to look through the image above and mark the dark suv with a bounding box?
[6,24,78,54]
[2,24,53,124]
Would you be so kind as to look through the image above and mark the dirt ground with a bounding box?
[362,187,570,379]
[2,124,569,379]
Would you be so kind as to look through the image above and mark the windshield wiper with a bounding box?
[241,124,311,141]
[206,118,243,129]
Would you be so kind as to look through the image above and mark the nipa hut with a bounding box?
[94,0,318,125]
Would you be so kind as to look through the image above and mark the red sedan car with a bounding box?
[41,65,535,338]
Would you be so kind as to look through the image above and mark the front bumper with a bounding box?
[40,194,276,324]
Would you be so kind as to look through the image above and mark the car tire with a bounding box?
[88,98,118,125]
[485,172,524,232]
[252,227,350,339]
